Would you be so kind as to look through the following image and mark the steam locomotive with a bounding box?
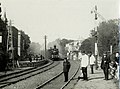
[51,45,59,61]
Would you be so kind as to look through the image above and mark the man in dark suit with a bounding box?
[101,53,110,80]
[63,58,71,82]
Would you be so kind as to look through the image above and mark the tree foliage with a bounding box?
[97,20,119,55]
[80,19,119,56]
[27,42,41,55]
[21,31,31,50]
[80,37,94,54]
[59,38,74,56]
[24,34,31,50]
[21,31,31,57]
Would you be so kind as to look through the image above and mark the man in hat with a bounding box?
[63,58,71,82]
[101,53,110,80]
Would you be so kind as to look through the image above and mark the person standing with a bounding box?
[81,51,89,80]
[67,52,70,60]
[89,54,95,74]
[115,52,119,80]
[29,54,32,62]
[101,53,110,80]
[115,52,119,64]
[15,54,20,68]
[109,60,117,79]
[63,58,71,82]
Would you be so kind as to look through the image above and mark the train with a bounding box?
[48,45,60,61]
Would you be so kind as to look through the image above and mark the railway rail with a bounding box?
[35,61,80,89]
[60,64,80,89]
[35,72,63,89]
[0,61,60,88]
[0,60,52,79]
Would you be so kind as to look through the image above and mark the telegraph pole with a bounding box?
[44,35,47,59]
[91,5,98,70]
[9,20,15,69]
[91,5,106,69]
[95,5,98,70]
[0,3,1,19]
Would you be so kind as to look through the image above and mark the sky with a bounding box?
[0,0,119,44]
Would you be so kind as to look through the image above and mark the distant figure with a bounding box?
[15,55,20,68]
[115,52,119,79]
[67,52,70,60]
[17,55,20,67]
[101,53,110,80]
[115,52,119,64]
[109,60,117,79]
[36,55,38,61]
[63,58,71,82]
[81,51,89,80]
[29,54,32,62]
[40,55,44,60]
[89,53,95,74]
[78,52,82,61]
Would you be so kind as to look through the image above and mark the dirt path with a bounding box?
[74,67,118,89]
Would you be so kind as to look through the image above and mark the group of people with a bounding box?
[101,52,119,80]
[28,54,44,62]
[63,51,119,82]
[62,51,90,82]
[79,51,96,81]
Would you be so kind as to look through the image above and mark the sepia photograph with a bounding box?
[0,0,119,89]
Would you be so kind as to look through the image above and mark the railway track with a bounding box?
[0,61,60,88]
[60,64,80,89]
[34,60,80,89]
[35,71,63,89]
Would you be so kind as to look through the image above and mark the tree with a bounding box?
[79,37,94,54]
[97,19,119,55]
[59,38,74,57]
[27,42,41,55]
[80,19,119,56]
[24,34,31,49]
[21,31,31,57]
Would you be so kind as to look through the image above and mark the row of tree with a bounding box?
[80,19,119,56]
[20,31,31,59]
[27,42,41,55]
